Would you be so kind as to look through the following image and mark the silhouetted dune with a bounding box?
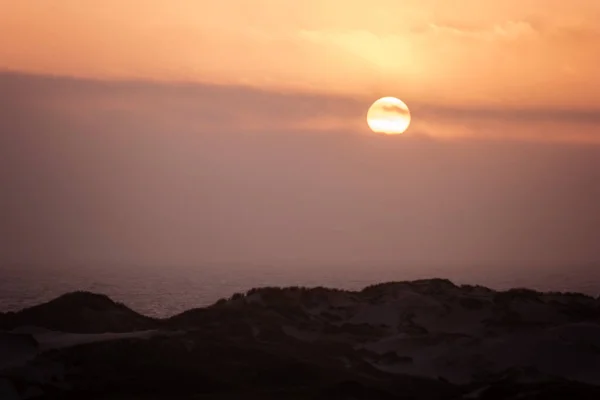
[2,279,600,399]
[1,291,158,333]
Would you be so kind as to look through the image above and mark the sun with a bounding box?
[367,97,411,134]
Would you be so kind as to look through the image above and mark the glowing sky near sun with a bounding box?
[2,1,600,106]
[1,1,600,142]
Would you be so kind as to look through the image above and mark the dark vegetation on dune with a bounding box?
[2,279,600,399]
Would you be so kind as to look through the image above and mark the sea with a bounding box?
[1,263,599,318]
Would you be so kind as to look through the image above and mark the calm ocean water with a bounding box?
[1,263,599,318]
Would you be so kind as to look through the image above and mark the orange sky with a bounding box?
[2,0,600,109]
[2,2,600,269]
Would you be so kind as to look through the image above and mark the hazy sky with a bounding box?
[1,2,599,271]
[2,1,600,105]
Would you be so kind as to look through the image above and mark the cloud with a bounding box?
[380,104,410,115]
[414,103,600,125]
[408,103,600,144]
[413,20,538,40]
[0,70,366,136]
[2,70,600,145]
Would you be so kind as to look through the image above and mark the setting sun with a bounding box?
[367,97,411,134]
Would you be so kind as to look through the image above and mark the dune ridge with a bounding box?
[2,279,600,399]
